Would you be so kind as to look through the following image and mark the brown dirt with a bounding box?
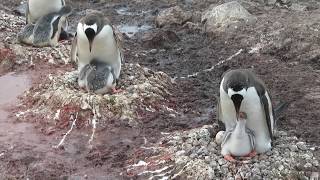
[0,0,319,179]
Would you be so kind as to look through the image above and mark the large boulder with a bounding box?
[201,1,256,32]
[156,6,192,27]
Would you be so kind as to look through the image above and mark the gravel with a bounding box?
[140,125,320,179]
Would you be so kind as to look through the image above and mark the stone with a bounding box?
[289,145,298,152]
[296,142,307,150]
[290,3,307,11]
[304,163,312,168]
[155,6,192,27]
[201,1,256,32]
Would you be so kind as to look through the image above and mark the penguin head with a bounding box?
[223,70,250,119]
[81,11,104,52]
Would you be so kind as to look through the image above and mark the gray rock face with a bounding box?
[155,6,192,27]
[201,1,256,32]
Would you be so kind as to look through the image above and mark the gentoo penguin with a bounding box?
[26,0,70,40]
[18,6,72,47]
[71,10,123,88]
[218,69,275,154]
[220,112,256,162]
[79,59,117,94]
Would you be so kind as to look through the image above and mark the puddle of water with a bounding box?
[0,72,30,106]
[0,72,35,144]
[116,7,152,16]
[118,24,152,38]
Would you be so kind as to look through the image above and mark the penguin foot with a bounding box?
[244,150,257,158]
[111,87,122,94]
[224,155,236,162]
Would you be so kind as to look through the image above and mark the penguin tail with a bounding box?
[274,101,289,119]
[59,5,72,16]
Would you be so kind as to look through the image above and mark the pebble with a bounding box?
[289,145,298,152]
[304,163,312,168]
[297,142,307,150]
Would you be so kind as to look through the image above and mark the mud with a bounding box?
[0,0,320,179]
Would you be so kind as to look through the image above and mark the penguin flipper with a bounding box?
[79,64,92,81]
[111,24,124,63]
[221,129,233,146]
[18,24,34,45]
[260,91,274,140]
[32,15,55,46]
[246,128,256,150]
[25,3,30,24]
[71,32,78,63]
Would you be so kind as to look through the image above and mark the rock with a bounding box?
[155,6,192,27]
[142,30,179,49]
[218,158,226,165]
[201,1,256,33]
[296,142,307,150]
[304,163,312,168]
[267,0,277,5]
[290,3,307,11]
[289,145,298,152]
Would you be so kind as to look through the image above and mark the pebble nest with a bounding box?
[153,125,319,179]
[17,63,173,128]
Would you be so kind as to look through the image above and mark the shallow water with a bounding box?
[118,24,152,38]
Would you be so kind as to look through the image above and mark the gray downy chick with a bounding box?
[79,59,117,94]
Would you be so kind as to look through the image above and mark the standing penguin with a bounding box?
[18,6,72,47]
[79,59,118,94]
[218,69,275,153]
[71,10,123,89]
[26,0,70,39]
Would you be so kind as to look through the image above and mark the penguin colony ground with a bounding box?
[17,0,282,161]
[3,0,316,178]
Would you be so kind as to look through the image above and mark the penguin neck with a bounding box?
[233,120,247,137]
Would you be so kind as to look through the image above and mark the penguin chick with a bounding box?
[72,10,123,88]
[17,24,35,45]
[33,6,72,47]
[221,112,256,162]
[79,59,117,94]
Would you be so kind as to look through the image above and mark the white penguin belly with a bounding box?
[77,25,121,78]
[219,80,237,131]
[29,0,62,22]
[241,87,271,153]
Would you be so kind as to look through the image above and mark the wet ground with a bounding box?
[0,0,320,179]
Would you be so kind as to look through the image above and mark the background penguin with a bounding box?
[18,6,72,47]
[26,0,70,40]
[79,59,117,94]
[218,69,275,154]
[71,10,123,89]
[220,112,256,162]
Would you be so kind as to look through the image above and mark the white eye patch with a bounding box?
[228,88,247,98]
[84,23,98,33]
